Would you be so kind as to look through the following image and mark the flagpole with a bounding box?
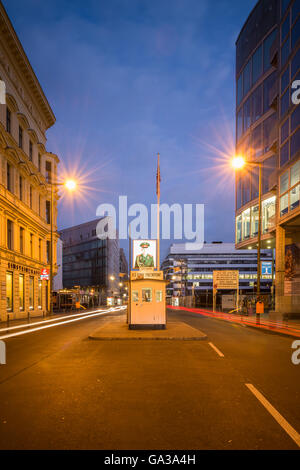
[157,152,160,271]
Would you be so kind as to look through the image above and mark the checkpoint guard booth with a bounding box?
[129,240,167,330]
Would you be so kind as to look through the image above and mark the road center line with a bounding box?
[208,342,224,357]
[0,306,126,340]
[246,383,300,448]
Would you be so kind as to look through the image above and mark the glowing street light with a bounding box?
[110,275,115,281]
[231,155,246,170]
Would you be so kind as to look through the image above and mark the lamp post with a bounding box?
[49,179,76,315]
[232,156,262,295]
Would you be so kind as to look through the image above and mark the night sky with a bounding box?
[3,0,256,261]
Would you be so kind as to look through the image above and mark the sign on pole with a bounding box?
[213,270,239,290]
[261,261,272,275]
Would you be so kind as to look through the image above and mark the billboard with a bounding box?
[133,240,157,270]
[261,261,272,275]
[213,270,239,290]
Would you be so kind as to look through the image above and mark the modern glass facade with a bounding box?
[236,0,299,246]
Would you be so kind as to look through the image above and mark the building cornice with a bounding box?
[0,1,56,130]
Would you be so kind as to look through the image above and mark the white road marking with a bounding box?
[208,342,224,357]
[0,306,126,341]
[246,383,300,448]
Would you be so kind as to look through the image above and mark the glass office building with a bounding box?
[235,0,300,315]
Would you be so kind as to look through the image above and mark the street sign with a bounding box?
[261,261,272,275]
[40,268,49,280]
[213,270,239,290]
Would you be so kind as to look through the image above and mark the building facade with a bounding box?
[60,218,120,304]
[162,243,273,300]
[0,2,59,321]
[235,0,300,314]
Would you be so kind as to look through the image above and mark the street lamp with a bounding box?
[232,156,263,295]
[49,178,77,315]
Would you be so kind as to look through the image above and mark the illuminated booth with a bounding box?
[129,240,167,330]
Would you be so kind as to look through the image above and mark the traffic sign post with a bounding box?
[213,270,239,312]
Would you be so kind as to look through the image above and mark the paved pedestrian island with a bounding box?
[89,321,207,340]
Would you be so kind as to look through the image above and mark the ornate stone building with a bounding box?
[0,1,59,320]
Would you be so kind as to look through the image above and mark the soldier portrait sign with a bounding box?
[133,240,157,270]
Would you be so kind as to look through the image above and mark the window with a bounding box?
[290,184,300,210]
[18,126,23,149]
[7,220,13,250]
[263,30,277,73]
[46,200,51,224]
[38,280,42,309]
[19,274,24,311]
[29,276,34,309]
[242,172,251,204]
[46,241,51,264]
[263,72,276,113]
[291,160,300,186]
[251,205,259,237]
[30,186,33,209]
[292,0,300,23]
[252,85,262,122]
[280,141,289,166]
[252,46,262,84]
[280,193,289,216]
[6,272,13,312]
[281,0,290,17]
[20,227,24,254]
[242,209,250,240]
[19,175,23,201]
[251,166,259,199]
[252,124,263,158]
[262,155,277,194]
[38,153,41,172]
[156,291,163,302]
[6,108,11,133]
[281,37,290,67]
[132,291,139,302]
[291,128,300,158]
[29,140,33,161]
[142,288,152,302]
[281,67,290,93]
[280,171,289,194]
[291,105,300,133]
[281,89,289,117]
[292,17,300,48]
[45,161,52,183]
[6,162,12,192]
[30,233,33,258]
[282,13,290,42]
[281,119,289,143]
[263,113,277,153]
[39,238,42,261]
[243,60,251,95]
[262,197,276,233]
[237,108,243,140]
[243,97,251,131]
[292,48,300,78]
[237,74,243,105]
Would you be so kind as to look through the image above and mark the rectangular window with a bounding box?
[263,71,276,113]
[291,128,300,158]
[252,124,263,158]
[30,233,33,258]
[19,126,23,149]
[46,241,51,264]
[45,161,52,183]
[263,29,277,72]
[262,155,277,194]
[7,219,13,250]
[156,291,163,302]
[281,66,290,94]
[132,291,139,302]
[282,13,290,43]
[252,85,262,122]
[237,108,243,140]
[290,184,300,210]
[30,185,33,209]
[6,108,11,133]
[280,141,289,166]
[39,238,42,261]
[262,197,276,233]
[292,48,300,78]
[251,205,259,237]
[263,113,277,153]
[280,193,289,216]
[20,227,24,254]
[252,45,262,84]
[280,171,289,194]
[281,119,289,143]
[38,280,42,309]
[6,272,13,312]
[292,17,300,48]
[29,276,34,309]
[281,88,289,117]
[291,160,300,186]
[142,288,152,303]
[38,153,41,172]
[242,209,251,240]
[46,200,51,224]
[236,215,242,243]
[281,38,290,67]
[243,97,251,131]
[19,274,24,311]
[7,162,11,192]
[291,105,300,133]
[29,140,33,161]
[243,60,251,96]
[237,75,243,105]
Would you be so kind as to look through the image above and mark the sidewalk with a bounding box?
[168,305,300,338]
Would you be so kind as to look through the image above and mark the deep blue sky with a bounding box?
[3,0,255,261]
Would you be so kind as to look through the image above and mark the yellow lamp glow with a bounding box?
[232,156,246,170]
[65,179,77,191]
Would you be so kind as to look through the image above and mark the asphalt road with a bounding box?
[0,307,299,450]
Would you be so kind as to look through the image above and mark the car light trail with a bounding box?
[0,306,126,341]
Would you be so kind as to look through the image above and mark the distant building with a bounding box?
[53,238,63,291]
[60,218,120,304]
[162,242,273,300]
[119,248,128,277]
